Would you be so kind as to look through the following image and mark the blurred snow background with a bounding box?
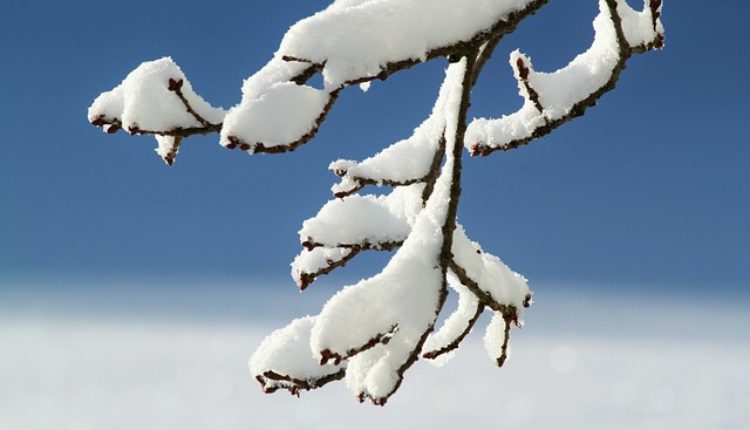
[2,279,748,430]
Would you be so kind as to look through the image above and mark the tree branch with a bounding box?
[448,259,519,316]
[319,325,399,366]
[301,239,403,253]
[224,89,341,153]
[255,368,346,396]
[293,248,360,291]
[422,302,484,360]
[468,0,664,156]
[362,52,481,406]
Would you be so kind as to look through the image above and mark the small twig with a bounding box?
[295,248,360,291]
[448,259,518,315]
[496,313,514,367]
[514,56,544,113]
[319,325,398,365]
[301,239,403,252]
[224,88,341,154]
[256,368,346,395]
[167,78,217,128]
[422,302,484,360]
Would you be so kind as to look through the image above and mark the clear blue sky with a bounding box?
[1,1,748,291]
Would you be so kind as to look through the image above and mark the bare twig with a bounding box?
[255,368,346,396]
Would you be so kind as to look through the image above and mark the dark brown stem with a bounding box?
[471,35,502,88]
[92,1,550,156]
[363,51,482,406]
[422,302,484,360]
[295,248,360,291]
[168,78,217,128]
[332,136,446,200]
[161,136,183,167]
[514,57,544,113]
[255,368,346,396]
[448,259,518,315]
[496,313,514,367]
[301,239,403,252]
[319,325,398,366]
[225,88,341,154]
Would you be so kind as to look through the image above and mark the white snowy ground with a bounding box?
[1,280,748,430]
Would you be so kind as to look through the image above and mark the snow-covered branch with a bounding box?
[466,0,664,156]
[249,317,345,395]
[88,0,548,164]
[291,247,359,291]
[88,0,664,406]
[422,272,484,361]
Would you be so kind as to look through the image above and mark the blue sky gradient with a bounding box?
[1,1,748,291]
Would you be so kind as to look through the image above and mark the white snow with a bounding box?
[309,60,468,400]
[330,125,440,187]
[423,271,481,365]
[483,312,509,363]
[277,0,536,88]
[299,184,423,248]
[249,316,342,391]
[290,247,353,288]
[617,0,664,48]
[82,0,667,408]
[329,49,468,194]
[240,57,313,101]
[88,57,225,132]
[220,82,329,151]
[330,175,362,197]
[452,224,531,312]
